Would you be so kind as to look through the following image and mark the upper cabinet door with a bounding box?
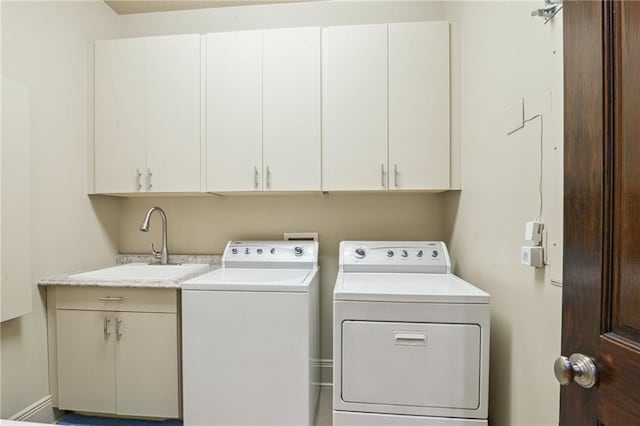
[146,35,201,193]
[94,38,146,193]
[263,27,321,192]
[322,24,388,191]
[206,31,263,192]
[388,22,450,191]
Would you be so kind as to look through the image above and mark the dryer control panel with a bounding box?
[340,241,450,274]
[223,240,318,269]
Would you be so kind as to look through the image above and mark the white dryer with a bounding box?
[182,240,320,426]
[333,241,490,426]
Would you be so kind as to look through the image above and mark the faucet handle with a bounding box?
[151,243,161,259]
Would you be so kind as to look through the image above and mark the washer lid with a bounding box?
[182,267,316,292]
[334,272,489,304]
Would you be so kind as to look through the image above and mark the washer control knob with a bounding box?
[401,250,408,258]
[417,250,423,258]
[431,250,439,258]
[245,248,250,255]
[257,248,263,255]
[294,247,304,257]
[232,248,238,255]
[355,248,366,259]
[270,248,276,255]
[387,250,394,258]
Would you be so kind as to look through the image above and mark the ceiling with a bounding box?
[104,0,313,15]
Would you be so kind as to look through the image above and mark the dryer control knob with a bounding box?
[232,248,238,255]
[245,248,250,255]
[355,248,366,259]
[417,250,424,257]
[257,248,263,254]
[294,247,304,257]
[270,248,276,255]
[387,250,394,257]
[401,250,408,258]
[432,250,439,258]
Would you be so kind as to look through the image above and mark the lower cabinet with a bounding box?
[54,287,179,418]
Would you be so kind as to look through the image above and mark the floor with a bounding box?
[316,386,333,426]
[57,415,181,425]
[53,386,334,426]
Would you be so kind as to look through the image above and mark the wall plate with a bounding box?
[284,232,318,242]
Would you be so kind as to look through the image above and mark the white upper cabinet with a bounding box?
[93,22,450,195]
[146,35,201,193]
[94,35,201,194]
[95,38,146,194]
[206,28,321,193]
[388,22,450,191]
[206,31,263,192]
[263,27,321,192]
[322,24,389,191]
[323,22,451,192]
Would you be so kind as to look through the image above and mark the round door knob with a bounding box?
[294,246,304,257]
[355,248,366,259]
[554,353,598,389]
[387,250,394,257]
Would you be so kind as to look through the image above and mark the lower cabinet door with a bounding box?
[115,312,179,418]
[57,310,116,413]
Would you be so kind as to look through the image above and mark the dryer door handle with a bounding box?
[394,332,427,346]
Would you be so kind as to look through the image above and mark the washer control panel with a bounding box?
[340,241,450,273]
[223,240,318,269]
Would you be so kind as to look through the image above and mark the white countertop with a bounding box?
[38,254,221,289]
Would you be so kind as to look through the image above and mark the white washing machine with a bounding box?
[182,240,320,426]
[333,241,490,426]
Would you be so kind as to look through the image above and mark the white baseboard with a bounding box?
[313,358,333,386]
[9,395,55,423]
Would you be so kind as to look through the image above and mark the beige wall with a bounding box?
[442,2,563,425]
[0,0,121,419]
[119,0,444,36]
[119,193,448,362]
[0,1,564,425]
[118,2,564,425]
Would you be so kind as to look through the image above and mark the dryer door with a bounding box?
[341,321,481,409]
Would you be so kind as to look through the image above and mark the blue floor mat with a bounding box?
[57,413,182,426]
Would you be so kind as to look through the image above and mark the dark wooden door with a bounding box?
[562,1,640,424]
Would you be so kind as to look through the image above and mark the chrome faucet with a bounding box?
[139,206,169,265]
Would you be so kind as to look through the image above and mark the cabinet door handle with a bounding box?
[381,164,386,188]
[103,315,111,340]
[136,169,142,191]
[98,296,123,302]
[266,166,271,189]
[116,317,123,341]
[394,164,399,188]
[254,166,259,189]
[146,168,152,191]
